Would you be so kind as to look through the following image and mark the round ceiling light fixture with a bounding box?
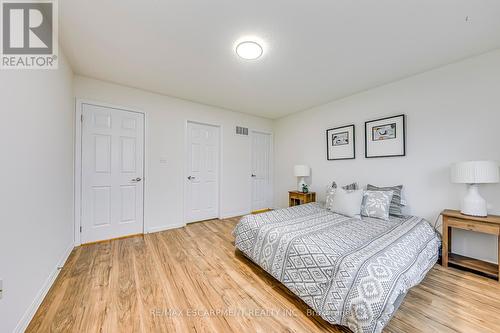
[235,41,263,60]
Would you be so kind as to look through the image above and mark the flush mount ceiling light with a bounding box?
[235,41,263,60]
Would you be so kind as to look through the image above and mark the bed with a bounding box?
[233,203,440,333]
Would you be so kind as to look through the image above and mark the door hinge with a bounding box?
[80,226,82,233]
[80,114,84,122]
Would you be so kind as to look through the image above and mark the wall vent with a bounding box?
[236,126,249,136]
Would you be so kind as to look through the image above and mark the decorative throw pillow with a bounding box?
[326,182,359,210]
[330,188,364,218]
[325,185,336,210]
[361,190,394,221]
[366,184,404,216]
[341,182,359,191]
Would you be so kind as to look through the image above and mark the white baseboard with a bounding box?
[14,243,74,333]
[219,210,250,219]
[147,223,186,234]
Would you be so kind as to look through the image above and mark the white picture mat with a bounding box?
[366,115,405,157]
[327,125,355,159]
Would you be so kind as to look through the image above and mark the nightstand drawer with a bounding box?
[447,217,500,235]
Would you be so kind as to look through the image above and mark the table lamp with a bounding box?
[451,161,499,217]
[294,165,310,192]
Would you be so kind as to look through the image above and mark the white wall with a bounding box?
[74,76,273,234]
[274,50,500,263]
[0,53,74,332]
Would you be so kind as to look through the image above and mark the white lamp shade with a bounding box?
[451,161,499,184]
[294,165,310,177]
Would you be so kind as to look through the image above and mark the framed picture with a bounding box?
[365,114,406,158]
[326,124,355,160]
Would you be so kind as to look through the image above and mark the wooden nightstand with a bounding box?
[441,209,500,281]
[289,191,316,207]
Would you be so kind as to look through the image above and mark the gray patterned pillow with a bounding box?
[337,182,359,191]
[366,184,403,216]
[326,182,359,210]
[361,190,394,221]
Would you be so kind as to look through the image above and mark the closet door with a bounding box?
[185,121,220,223]
[251,131,272,212]
[81,103,144,243]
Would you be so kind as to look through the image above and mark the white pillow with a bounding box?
[325,182,359,211]
[330,188,364,218]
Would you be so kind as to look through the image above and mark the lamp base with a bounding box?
[297,177,307,192]
[461,184,488,217]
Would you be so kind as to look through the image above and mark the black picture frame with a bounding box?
[365,114,406,158]
[326,124,356,160]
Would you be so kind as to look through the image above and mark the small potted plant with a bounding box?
[301,184,309,193]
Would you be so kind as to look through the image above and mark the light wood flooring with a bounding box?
[27,217,500,332]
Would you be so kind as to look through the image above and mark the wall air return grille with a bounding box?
[236,126,249,136]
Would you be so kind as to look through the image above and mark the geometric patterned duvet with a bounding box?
[233,203,440,333]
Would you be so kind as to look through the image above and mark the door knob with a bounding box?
[251,174,257,177]
[131,177,142,182]
[188,176,196,180]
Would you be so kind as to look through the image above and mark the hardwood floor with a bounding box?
[27,218,500,333]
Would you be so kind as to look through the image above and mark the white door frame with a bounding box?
[183,120,222,224]
[249,129,274,212]
[74,99,148,246]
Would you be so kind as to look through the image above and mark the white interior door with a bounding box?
[185,122,220,223]
[251,131,272,211]
[81,104,144,243]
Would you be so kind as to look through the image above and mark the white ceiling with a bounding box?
[60,0,500,119]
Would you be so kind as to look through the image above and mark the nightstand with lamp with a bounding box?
[442,160,500,280]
